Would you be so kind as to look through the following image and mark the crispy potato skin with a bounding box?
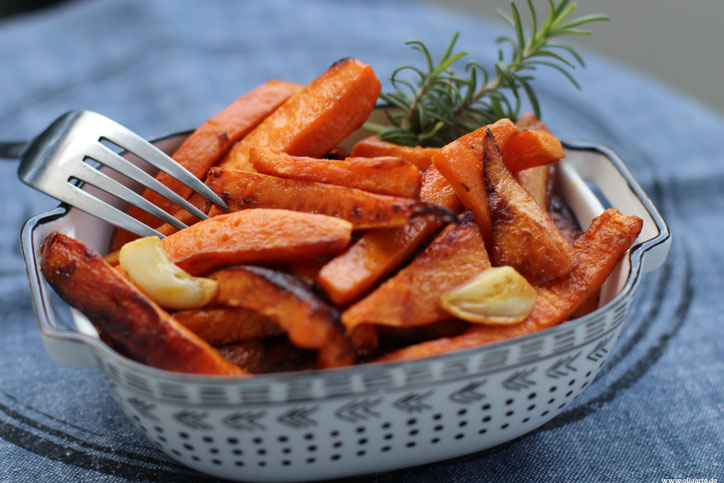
[204,168,450,230]
[40,232,245,375]
[318,166,461,306]
[210,266,355,369]
[161,208,353,276]
[350,136,439,171]
[110,80,302,250]
[172,307,283,346]
[341,214,491,335]
[376,208,642,362]
[484,130,576,284]
[220,58,381,171]
[249,147,422,198]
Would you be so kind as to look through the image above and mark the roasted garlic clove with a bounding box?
[119,236,217,310]
[440,266,537,325]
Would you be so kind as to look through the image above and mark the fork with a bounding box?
[0,110,227,237]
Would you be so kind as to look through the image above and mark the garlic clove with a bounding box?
[440,266,537,325]
[119,236,217,310]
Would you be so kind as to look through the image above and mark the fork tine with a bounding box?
[86,143,210,222]
[62,185,163,238]
[97,119,228,210]
[73,163,188,231]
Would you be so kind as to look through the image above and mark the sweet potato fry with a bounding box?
[162,208,353,276]
[341,213,491,348]
[317,166,461,306]
[350,136,439,170]
[109,80,302,251]
[204,168,453,230]
[172,307,283,345]
[433,118,517,246]
[40,232,244,375]
[220,58,381,171]
[484,129,576,283]
[376,208,642,362]
[249,147,421,198]
[515,164,556,210]
[503,129,565,172]
[210,266,354,369]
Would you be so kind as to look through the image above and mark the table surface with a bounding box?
[0,1,722,481]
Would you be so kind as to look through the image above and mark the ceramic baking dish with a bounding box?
[20,131,670,481]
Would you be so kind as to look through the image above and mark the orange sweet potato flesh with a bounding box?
[515,164,555,210]
[210,266,354,369]
[376,208,643,362]
[432,118,517,246]
[172,307,283,346]
[484,129,576,284]
[350,136,439,171]
[162,208,353,276]
[341,213,491,337]
[40,232,245,376]
[109,80,302,251]
[503,129,565,172]
[249,147,421,198]
[204,168,453,230]
[318,166,461,306]
[220,58,381,172]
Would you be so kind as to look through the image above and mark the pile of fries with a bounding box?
[40,58,643,376]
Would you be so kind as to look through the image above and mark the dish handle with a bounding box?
[21,207,99,368]
[561,141,671,274]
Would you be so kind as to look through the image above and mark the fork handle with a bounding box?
[0,141,28,159]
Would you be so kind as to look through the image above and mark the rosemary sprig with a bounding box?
[365,0,608,147]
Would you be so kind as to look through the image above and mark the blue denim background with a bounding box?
[0,0,722,481]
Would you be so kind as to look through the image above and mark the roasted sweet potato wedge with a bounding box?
[433,118,517,246]
[484,129,576,283]
[350,136,439,170]
[109,80,302,251]
[204,168,453,230]
[249,147,421,198]
[341,213,491,349]
[376,208,642,362]
[515,164,556,210]
[40,232,244,375]
[503,129,565,172]
[317,166,461,306]
[172,307,283,345]
[161,208,353,276]
[220,58,381,171]
[210,266,354,369]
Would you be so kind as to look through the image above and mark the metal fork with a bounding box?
[0,110,227,237]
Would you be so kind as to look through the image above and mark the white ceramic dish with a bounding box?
[21,132,670,481]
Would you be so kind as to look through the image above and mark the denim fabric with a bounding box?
[0,0,721,481]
